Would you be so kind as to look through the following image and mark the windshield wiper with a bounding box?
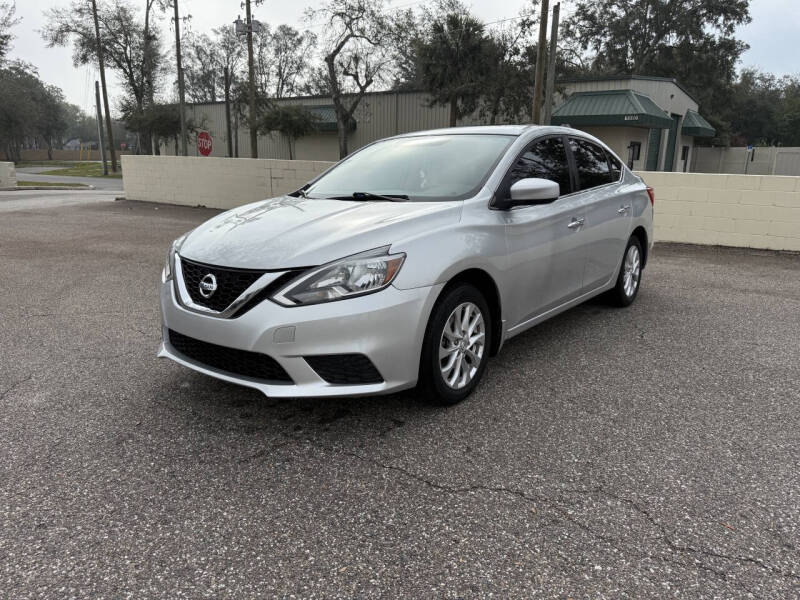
[329,192,409,202]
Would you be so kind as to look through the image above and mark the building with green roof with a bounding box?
[553,75,715,172]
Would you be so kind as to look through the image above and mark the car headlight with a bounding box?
[272,247,405,306]
[162,233,188,282]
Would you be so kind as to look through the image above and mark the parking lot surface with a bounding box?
[2,195,799,598]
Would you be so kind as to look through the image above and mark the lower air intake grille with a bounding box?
[304,354,384,385]
[168,329,292,383]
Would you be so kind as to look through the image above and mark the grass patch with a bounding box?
[16,161,122,178]
[16,180,90,188]
[16,161,79,168]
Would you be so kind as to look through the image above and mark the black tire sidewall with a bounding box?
[419,284,492,405]
[613,236,643,307]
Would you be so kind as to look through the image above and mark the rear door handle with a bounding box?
[567,217,584,229]
[617,205,631,214]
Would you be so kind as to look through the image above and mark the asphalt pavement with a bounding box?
[1,194,799,598]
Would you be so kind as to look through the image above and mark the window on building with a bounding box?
[569,138,613,190]
[508,137,572,196]
[681,146,690,172]
[627,141,642,168]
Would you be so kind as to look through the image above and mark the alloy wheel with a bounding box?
[623,244,641,297]
[439,302,486,389]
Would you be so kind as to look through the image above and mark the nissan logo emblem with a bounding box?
[199,273,217,298]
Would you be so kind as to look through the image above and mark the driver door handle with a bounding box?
[617,205,631,214]
[567,217,584,229]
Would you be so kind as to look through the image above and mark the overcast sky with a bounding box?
[7,0,799,114]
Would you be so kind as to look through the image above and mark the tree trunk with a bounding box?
[287,134,294,160]
[489,94,502,125]
[337,117,348,159]
[449,97,458,127]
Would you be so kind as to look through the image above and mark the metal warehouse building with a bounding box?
[166,75,714,172]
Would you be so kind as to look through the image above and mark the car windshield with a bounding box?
[305,134,515,202]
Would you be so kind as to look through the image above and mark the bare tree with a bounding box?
[183,32,221,102]
[271,25,316,98]
[308,0,393,158]
[0,1,21,64]
[42,0,165,154]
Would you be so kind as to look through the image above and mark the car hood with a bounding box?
[178,195,462,269]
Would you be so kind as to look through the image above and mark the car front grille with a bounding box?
[168,329,293,383]
[304,354,384,384]
[180,258,265,312]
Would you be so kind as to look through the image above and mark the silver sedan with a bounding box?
[159,125,654,404]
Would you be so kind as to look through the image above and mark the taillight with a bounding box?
[646,186,655,206]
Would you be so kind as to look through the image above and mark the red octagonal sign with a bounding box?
[197,131,212,156]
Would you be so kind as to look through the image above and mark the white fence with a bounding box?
[692,147,800,176]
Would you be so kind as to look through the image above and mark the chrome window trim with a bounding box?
[173,255,289,319]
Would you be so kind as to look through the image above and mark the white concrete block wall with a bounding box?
[0,162,17,188]
[636,171,800,252]
[122,157,799,252]
[122,155,333,210]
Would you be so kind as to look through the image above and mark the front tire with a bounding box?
[419,284,492,405]
[608,235,643,307]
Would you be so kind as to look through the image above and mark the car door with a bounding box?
[500,135,589,329]
[566,137,632,291]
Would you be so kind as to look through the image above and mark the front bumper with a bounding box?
[158,278,443,398]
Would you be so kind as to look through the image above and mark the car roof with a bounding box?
[398,125,533,137]
[396,124,585,138]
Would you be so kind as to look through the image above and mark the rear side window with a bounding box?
[508,137,571,196]
[608,152,622,180]
[569,138,613,190]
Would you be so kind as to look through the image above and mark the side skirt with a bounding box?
[501,281,616,343]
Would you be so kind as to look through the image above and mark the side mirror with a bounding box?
[504,178,560,208]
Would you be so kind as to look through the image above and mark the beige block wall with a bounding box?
[636,171,800,251]
[122,155,334,210]
[122,157,799,252]
[0,161,17,188]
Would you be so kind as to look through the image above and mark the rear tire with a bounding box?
[607,235,643,307]
[419,284,492,405]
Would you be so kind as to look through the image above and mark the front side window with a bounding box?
[570,138,613,190]
[508,137,571,196]
[305,134,514,202]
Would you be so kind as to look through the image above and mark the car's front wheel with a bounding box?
[419,284,492,405]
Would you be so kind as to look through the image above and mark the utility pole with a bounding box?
[542,2,560,125]
[245,0,258,158]
[173,0,188,156]
[224,66,234,158]
[94,81,108,175]
[532,0,550,124]
[90,0,117,172]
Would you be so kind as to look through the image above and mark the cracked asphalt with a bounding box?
[1,194,799,598]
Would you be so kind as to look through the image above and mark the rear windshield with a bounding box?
[306,134,515,202]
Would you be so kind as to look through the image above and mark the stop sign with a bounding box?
[197,131,212,156]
